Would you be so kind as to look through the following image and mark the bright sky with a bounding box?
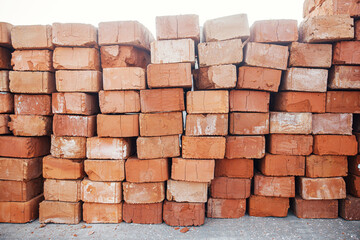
[0,0,304,36]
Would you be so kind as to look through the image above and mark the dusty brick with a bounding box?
[346,174,360,197]
[230,90,270,112]
[171,158,214,182]
[55,70,102,93]
[125,157,168,183]
[103,67,145,90]
[210,177,251,199]
[303,0,360,18]
[182,136,226,159]
[268,134,313,156]
[272,92,326,113]
[229,112,269,135]
[237,66,281,92]
[100,45,149,69]
[0,22,12,48]
[9,71,55,94]
[151,39,195,64]
[289,42,332,68]
[0,136,50,158]
[11,50,53,72]
[53,47,100,70]
[326,91,360,113]
[52,92,98,115]
[187,90,228,114]
[0,47,11,70]
[348,155,360,176]
[53,115,96,137]
[313,135,358,156]
[140,112,182,137]
[39,200,81,224]
[123,182,164,204]
[43,155,84,180]
[0,157,42,181]
[147,63,192,89]
[185,114,228,136]
[0,178,42,201]
[248,195,289,217]
[0,71,9,92]
[258,154,305,176]
[84,159,125,182]
[333,41,360,65]
[244,42,289,70]
[82,178,122,203]
[14,94,51,115]
[270,112,312,134]
[83,202,122,223]
[0,114,9,134]
[51,135,86,159]
[167,180,208,202]
[225,136,265,159]
[329,66,360,90]
[140,88,184,113]
[215,158,253,178]
[97,114,139,137]
[198,39,243,67]
[86,137,133,160]
[99,90,140,114]
[0,93,13,113]
[312,113,352,135]
[281,68,328,92]
[44,179,81,202]
[194,65,236,90]
[254,172,295,198]
[339,195,360,220]
[291,196,338,219]
[122,202,163,224]
[11,25,53,49]
[137,135,180,159]
[9,115,52,136]
[250,19,298,43]
[207,198,246,219]
[306,155,347,178]
[163,201,205,226]
[299,177,346,200]
[52,23,97,47]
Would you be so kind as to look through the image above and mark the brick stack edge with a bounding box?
[0,0,360,225]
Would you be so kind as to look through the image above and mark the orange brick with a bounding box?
[53,114,96,137]
[356,20,360,40]
[52,23,97,47]
[84,159,125,182]
[326,91,360,113]
[11,25,53,50]
[248,195,289,217]
[339,195,360,221]
[9,115,52,136]
[333,41,360,65]
[44,179,81,202]
[299,177,346,200]
[125,157,168,183]
[292,196,338,219]
[123,182,165,204]
[0,136,50,158]
[194,65,236,89]
[81,178,122,203]
[237,66,281,92]
[123,202,163,224]
[99,90,140,114]
[281,68,328,92]
[312,113,352,135]
[250,19,298,43]
[229,112,269,135]
[100,45,150,69]
[83,202,122,223]
[348,155,360,176]
[51,135,86,159]
[39,200,81,224]
[43,155,84,180]
[329,65,360,89]
[268,134,313,156]
[171,158,214,182]
[187,90,229,114]
[258,154,305,176]
[14,94,51,115]
[0,47,11,69]
[313,135,358,156]
[103,67,145,90]
[86,137,133,160]
[55,70,102,93]
[0,92,13,113]
[53,47,100,70]
[167,180,208,202]
[303,0,360,18]
[151,39,195,64]
[207,198,246,219]
[0,70,9,92]
[306,155,347,178]
[163,201,205,226]
[182,136,225,159]
[0,178,43,201]
[140,112,183,136]
[97,114,139,137]
[254,172,295,198]
[270,112,312,134]
[215,158,253,178]
[185,114,228,136]
[225,136,265,159]
[140,88,185,113]
[11,50,53,72]
[272,92,326,113]
[0,22,12,48]
[210,177,251,199]
[0,157,42,181]
[289,42,332,68]
[9,71,55,94]
[230,90,269,112]
[52,92,98,115]
[147,63,192,88]
[137,135,180,159]
[0,114,9,134]
[346,174,360,197]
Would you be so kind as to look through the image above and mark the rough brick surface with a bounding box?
[326,91,360,113]
[14,94,51,115]
[356,19,360,40]
[0,136,50,158]
[11,25,53,49]
[9,71,55,94]
[346,174,360,197]
[339,195,360,221]
[53,47,100,70]
[329,66,360,90]
[99,90,140,114]
[140,88,185,113]
[207,198,246,219]
[229,112,269,135]
[254,172,295,198]
[122,202,163,224]
[0,114,9,134]
[163,201,205,226]
[281,68,328,92]
[248,195,289,217]
[0,22,12,48]
[306,155,347,178]
[137,135,180,159]
[0,93,13,113]
[43,155,84,180]
[225,136,265,159]
[268,134,313,156]
[215,158,253,179]
[236,66,281,92]
[167,180,208,202]
[11,50,53,71]
[333,41,360,65]
[229,90,270,112]
[182,136,226,159]
[147,63,192,88]
[50,135,86,159]
[269,112,312,134]
[151,39,195,64]
[250,19,298,43]
[194,65,237,89]
[171,158,214,182]
[210,177,251,199]
[0,157,42,181]
[53,114,96,137]
[140,112,183,136]
[0,71,9,92]
[84,159,125,182]
[81,178,122,203]
[348,155,360,176]
[186,114,228,136]
[313,135,358,156]
[103,67,146,90]
[0,178,42,202]
[299,177,346,200]
[291,196,338,219]
[0,47,11,69]
[187,90,229,114]
[9,115,52,136]
[123,182,165,204]
[39,201,81,224]
[97,114,139,137]
[312,113,352,135]
[303,0,360,18]
[86,137,133,160]
[44,179,81,202]
[258,154,305,176]
[55,70,102,92]
[83,203,122,223]
[52,92,98,115]
[125,157,168,183]
[289,42,332,68]
[52,23,97,47]
[272,92,326,113]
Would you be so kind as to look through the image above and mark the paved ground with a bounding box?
[0,213,359,240]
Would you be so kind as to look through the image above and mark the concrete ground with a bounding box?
[0,213,359,240]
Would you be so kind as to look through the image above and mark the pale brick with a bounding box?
[9,71,55,94]
[185,114,228,136]
[312,113,352,135]
[11,25,53,50]
[281,68,328,92]
[137,135,180,159]
[86,137,133,160]
[289,42,332,68]
[52,92,98,115]
[151,39,195,64]
[250,19,298,43]
[53,47,100,70]
[81,178,122,203]
[55,70,102,92]
[50,135,86,159]
[186,90,229,114]
[329,66,360,90]
[103,67,145,90]
[123,182,164,204]
[9,115,52,136]
[52,22,97,47]
[167,180,208,203]
[270,112,312,134]
[11,50,53,72]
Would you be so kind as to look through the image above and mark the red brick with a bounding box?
[11,50,53,72]
[137,135,180,159]
[198,39,243,67]
[281,68,328,92]
[53,47,100,70]
[270,112,312,134]
[52,92,98,115]
[291,196,338,219]
[207,198,246,219]
[123,182,165,204]
[81,178,122,203]
[0,136,50,158]
[356,19,360,40]
[140,112,183,137]
[167,180,208,202]
[312,113,352,135]
[39,200,81,224]
[86,137,133,160]
[171,158,214,182]
[14,94,51,115]
[194,65,236,89]
[0,70,9,92]
[52,23,97,47]
[84,159,125,182]
[51,135,86,159]
[230,90,269,112]
[250,19,298,43]
[44,179,81,202]
[0,157,41,181]
[254,172,295,198]
[0,22,12,48]
[258,154,305,176]
[268,134,313,156]
[0,114,9,134]
[53,114,96,137]
[140,88,185,113]
[147,63,192,89]
[225,136,265,159]
[9,71,55,94]
[0,47,11,69]
[313,135,358,156]
[0,93,13,113]
[83,202,122,223]
[210,177,251,199]
[339,195,360,221]
[346,174,360,197]
[9,115,51,136]
[186,114,228,136]
[229,112,269,135]
[272,92,326,113]
[237,66,281,92]
[326,91,360,113]
[55,70,102,93]
[244,42,289,70]
[97,114,139,137]
[299,177,346,200]
[289,42,332,68]
[11,25,53,50]
[125,157,168,183]
[123,202,163,224]
[248,195,289,217]
[348,155,360,176]
[187,90,229,114]
[182,136,225,159]
[151,39,195,64]
[215,158,253,178]
[163,201,205,226]
[43,155,84,180]
[99,90,139,114]
[103,67,145,90]
[100,45,149,69]
[333,41,360,65]
[306,155,347,178]
[303,0,360,18]
[0,178,42,201]
[328,65,360,90]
